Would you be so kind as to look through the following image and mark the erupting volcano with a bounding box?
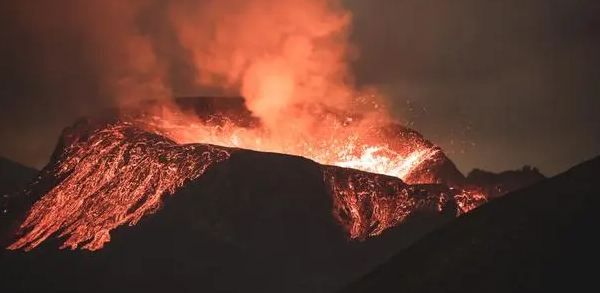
[6,97,486,252]
[5,0,487,252]
[3,1,597,293]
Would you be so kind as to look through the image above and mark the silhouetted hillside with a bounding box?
[467,166,546,198]
[0,114,461,293]
[338,156,600,293]
[0,156,37,196]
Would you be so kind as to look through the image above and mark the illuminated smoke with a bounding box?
[11,0,378,125]
[15,0,365,118]
[170,0,358,130]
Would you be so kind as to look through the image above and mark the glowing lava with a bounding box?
[8,121,230,251]
[136,105,441,184]
[323,166,452,240]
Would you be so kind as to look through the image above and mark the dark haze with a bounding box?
[0,0,598,175]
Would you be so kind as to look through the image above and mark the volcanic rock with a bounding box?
[0,114,461,293]
[337,156,600,293]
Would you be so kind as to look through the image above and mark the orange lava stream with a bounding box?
[8,122,230,251]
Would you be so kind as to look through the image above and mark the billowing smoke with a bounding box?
[31,0,365,126]
[80,1,173,109]
[169,0,357,130]
[1,0,381,166]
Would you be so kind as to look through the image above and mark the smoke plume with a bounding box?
[0,0,379,167]
[47,0,363,128]
[169,0,357,129]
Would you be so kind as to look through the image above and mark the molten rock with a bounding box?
[8,120,231,251]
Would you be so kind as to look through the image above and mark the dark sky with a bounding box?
[0,0,599,175]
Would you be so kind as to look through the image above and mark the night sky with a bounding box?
[0,0,598,175]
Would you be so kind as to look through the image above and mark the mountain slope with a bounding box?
[338,156,600,293]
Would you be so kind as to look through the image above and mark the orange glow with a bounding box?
[170,0,355,133]
[7,0,489,251]
[162,0,442,185]
[137,103,439,184]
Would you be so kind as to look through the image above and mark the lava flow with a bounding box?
[323,166,453,240]
[8,121,230,251]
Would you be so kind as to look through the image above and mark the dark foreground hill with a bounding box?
[0,156,37,196]
[338,156,600,293]
[0,115,462,293]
